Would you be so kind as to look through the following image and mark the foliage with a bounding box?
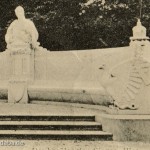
[0,0,149,51]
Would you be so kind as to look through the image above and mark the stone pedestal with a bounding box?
[10,51,34,81]
[8,51,34,103]
[8,80,28,103]
[97,114,150,142]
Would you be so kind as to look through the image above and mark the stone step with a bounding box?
[0,130,113,140]
[0,121,102,131]
[0,114,113,140]
[0,115,95,121]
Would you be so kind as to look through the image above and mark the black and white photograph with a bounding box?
[0,0,150,149]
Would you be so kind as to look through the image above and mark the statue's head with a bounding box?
[15,6,25,19]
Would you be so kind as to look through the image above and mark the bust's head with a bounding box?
[15,6,25,20]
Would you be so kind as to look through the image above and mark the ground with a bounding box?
[0,140,149,150]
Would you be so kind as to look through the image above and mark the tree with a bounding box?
[0,0,149,51]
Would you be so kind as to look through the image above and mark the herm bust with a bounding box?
[5,6,39,54]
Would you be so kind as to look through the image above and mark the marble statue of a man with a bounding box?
[5,6,39,53]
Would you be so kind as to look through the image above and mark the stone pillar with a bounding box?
[130,19,150,48]
[8,50,34,104]
[8,81,28,104]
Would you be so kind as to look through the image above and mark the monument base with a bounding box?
[96,113,150,142]
[8,80,28,104]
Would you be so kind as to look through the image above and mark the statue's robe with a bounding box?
[5,19,38,53]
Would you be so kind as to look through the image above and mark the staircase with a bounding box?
[0,115,113,140]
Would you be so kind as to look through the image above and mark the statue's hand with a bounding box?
[32,42,40,50]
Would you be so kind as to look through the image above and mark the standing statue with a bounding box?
[5,6,40,54]
[5,6,47,104]
[5,6,42,104]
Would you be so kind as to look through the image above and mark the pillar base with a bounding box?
[8,80,28,104]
